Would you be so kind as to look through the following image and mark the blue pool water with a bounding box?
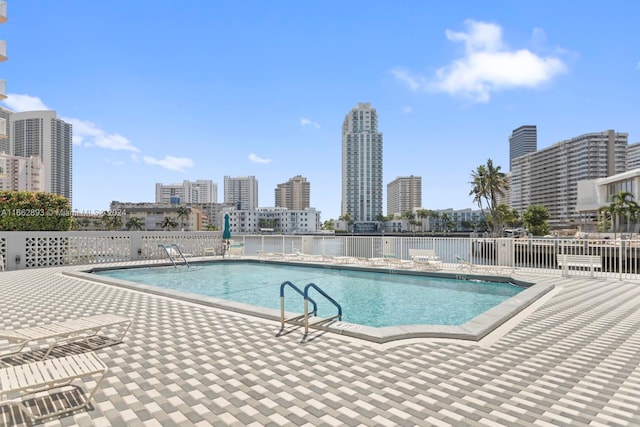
[95,262,523,328]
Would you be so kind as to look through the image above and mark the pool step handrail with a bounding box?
[280,281,318,330]
[158,244,190,268]
[303,282,342,336]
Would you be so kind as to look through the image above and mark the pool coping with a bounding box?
[64,259,555,344]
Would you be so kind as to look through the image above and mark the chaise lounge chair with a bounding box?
[0,352,108,422]
[0,314,132,360]
[455,255,478,273]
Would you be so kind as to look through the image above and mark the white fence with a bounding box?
[1,231,639,280]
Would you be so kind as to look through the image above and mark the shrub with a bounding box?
[0,191,72,231]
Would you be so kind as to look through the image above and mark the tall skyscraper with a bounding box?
[509,125,537,171]
[224,175,258,210]
[341,102,383,226]
[10,110,73,203]
[387,176,422,216]
[511,130,627,228]
[0,3,8,148]
[275,175,310,210]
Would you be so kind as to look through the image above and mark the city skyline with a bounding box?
[1,1,639,220]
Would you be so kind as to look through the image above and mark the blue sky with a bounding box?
[2,1,639,220]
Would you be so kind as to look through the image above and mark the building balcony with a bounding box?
[0,80,5,101]
[0,117,5,139]
[0,2,6,24]
[0,40,6,62]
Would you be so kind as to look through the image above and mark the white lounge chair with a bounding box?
[382,254,413,268]
[0,314,131,359]
[455,255,478,273]
[409,249,443,271]
[0,352,108,422]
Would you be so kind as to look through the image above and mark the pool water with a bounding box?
[95,262,523,328]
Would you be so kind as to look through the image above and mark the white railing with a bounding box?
[1,231,640,280]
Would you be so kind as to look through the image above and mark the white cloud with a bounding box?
[300,117,320,129]
[403,106,413,114]
[63,117,140,152]
[392,20,568,103]
[249,153,271,164]
[143,155,194,172]
[2,93,49,111]
[637,61,640,70]
[2,93,140,152]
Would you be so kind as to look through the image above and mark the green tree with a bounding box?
[416,209,429,232]
[176,206,191,230]
[401,211,415,232]
[161,216,178,231]
[522,205,550,236]
[428,210,441,232]
[610,191,638,235]
[322,219,335,230]
[469,159,509,236]
[126,216,143,231]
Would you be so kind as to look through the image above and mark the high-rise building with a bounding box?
[275,175,310,210]
[387,176,421,217]
[511,130,627,228]
[10,110,73,203]
[0,153,44,192]
[626,141,640,170]
[509,125,537,171]
[0,2,8,146]
[155,180,217,204]
[0,107,11,154]
[224,175,258,210]
[341,102,383,227]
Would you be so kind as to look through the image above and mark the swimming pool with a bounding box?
[94,262,521,326]
[74,260,553,343]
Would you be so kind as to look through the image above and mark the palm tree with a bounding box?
[160,216,178,231]
[401,211,415,232]
[416,209,429,232]
[111,216,123,231]
[429,210,441,232]
[176,206,191,230]
[101,211,113,230]
[339,213,353,232]
[612,192,638,234]
[441,212,451,234]
[126,216,143,231]
[469,159,509,236]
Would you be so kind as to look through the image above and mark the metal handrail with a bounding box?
[158,244,190,268]
[279,281,318,329]
[303,282,342,335]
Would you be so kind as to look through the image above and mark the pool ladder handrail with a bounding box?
[159,244,190,268]
[303,283,342,335]
[280,281,318,329]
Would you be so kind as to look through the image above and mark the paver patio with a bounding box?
[1,262,639,426]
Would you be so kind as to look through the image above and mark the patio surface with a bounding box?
[1,261,640,426]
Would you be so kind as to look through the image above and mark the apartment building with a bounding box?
[275,175,310,210]
[0,153,44,192]
[0,2,6,146]
[626,141,640,170]
[341,102,383,230]
[509,125,537,171]
[224,175,258,210]
[386,175,422,217]
[109,201,205,231]
[10,110,73,204]
[222,207,321,234]
[155,180,217,204]
[511,130,627,228]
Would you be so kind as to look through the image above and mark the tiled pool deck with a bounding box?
[2,261,640,426]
